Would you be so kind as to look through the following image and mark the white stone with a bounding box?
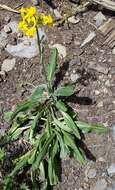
[50,44,66,58]
[93,179,107,190]
[1,58,16,72]
[70,73,80,82]
[80,31,96,48]
[68,16,80,24]
[53,9,62,18]
[107,164,115,176]
[4,25,12,33]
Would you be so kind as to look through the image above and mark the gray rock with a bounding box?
[7,21,18,33]
[94,12,106,27]
[0,128,6,138]
[107,164,115,176]
[4,16,11,23]
[4,25,12,33]
[70,73,80,82]
[0,30,8,49]
[1,58,16,72]
[88,62,109,74]
[87,168,97,178]
[93,179,107,190]
[69,57,81,66]
[5,28,46,58]
[112,124,115,141]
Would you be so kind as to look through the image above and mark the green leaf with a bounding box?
[11,101,36,120]
[10,149,34,177]
[33,133,55,170]
[31,107,47,130]
[54,85,75,97]
[76,121,109,134]
[29,84,48,102]
[48,139,59,185]
[55,100,67,112]
[0,148,5,164]
[63,132,85,164]
[47,48,57,82]
[62,112,81,139]
[4,111,13,122]
[20,183,30,190]
[56,132,69,158]
[53,118,72,133]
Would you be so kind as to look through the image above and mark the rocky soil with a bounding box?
[0,0,115,189]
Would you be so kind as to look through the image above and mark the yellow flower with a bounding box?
[19,7,36,18]
[38,13,53,25]
[18,7,37,37]
[18,6,53,37]
[43,14,53,25]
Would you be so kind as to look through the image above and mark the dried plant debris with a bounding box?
[98,19,115,48]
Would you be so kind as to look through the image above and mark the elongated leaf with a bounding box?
[55,100,67,112]
[63,132,85,164]
[47,48,57,82]
[11,101,37,120]
[54,85,75,97]
[53,118,71,133]
[10,149,35,177]
[10,126,29,141]
[62,112,81,139]
[33,133,55,170]
[31,107,46,130]
[48,139,59,185]
[76,121,109,134]
[29,84,48,102]
[56,132,69,158]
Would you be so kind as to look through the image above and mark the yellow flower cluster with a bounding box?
[18,7,53,37]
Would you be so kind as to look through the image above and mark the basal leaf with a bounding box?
[63,132,85,164]
[76,121,109,134]
[29,84,48,102]
[47,48,57,83]
[48,139,59,185]
[53,118,72,133]
[62,112,81,139]
[32,133,55,170]
[56,132,69,158]
[54,85,75,97]
[55,100,67,112]
[10,149,34,177]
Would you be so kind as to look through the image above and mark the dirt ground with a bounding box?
[0,0,115,189]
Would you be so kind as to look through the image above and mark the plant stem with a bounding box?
[36,27,48,87]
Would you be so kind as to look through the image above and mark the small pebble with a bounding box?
[1,58,16,72]
[4,25,12,33]
[107,164,115,176]
[68,16,80,24]
[4,16,11,23]
[87,168,97,178]
[70,73,80,82]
